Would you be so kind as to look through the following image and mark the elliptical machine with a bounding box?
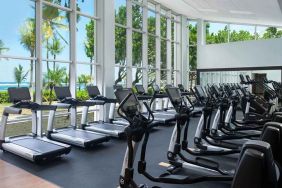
[115,88,281,188]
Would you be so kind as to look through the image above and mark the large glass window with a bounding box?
[229,24,255,42]
[160,16,167,39]
[115,67,127,86]
[132,31,142,67]
[206,22,228,44]
[161,39,167,69]
[132,3,143,30]
[132,68,142,85]
[42,5,70,61]
[77,0,95,15]
[189,21,197,46]
[0,0,35,57]
[115,26,126,66]
[148,10,156,34]
[148,36,156,68]
[115,0,127,26]
[77,17,96,63]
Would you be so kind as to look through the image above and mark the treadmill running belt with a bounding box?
[13,138,64,153]
[58,129,106,140]
[90,123,125,131]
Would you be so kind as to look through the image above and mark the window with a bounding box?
[115,26,126,66]
[132,68,142,85]
[42,5,70,61]
[206,22,228,44]
[148,36,156,68]
[148,10,156,34]
[77,17,96,63]
[189,21,197,45]
[115,0,126,26]
[188,20,198,88]
[160,16,167,39]
[77,0,95,16]
[258,27,282,39]
[148,69,156,86]
[132,3,143,30]
[161,39,167,69]
[115,67,126,86]
[132,31,142,67]
[229,24,255,42]
[0,0,35,57]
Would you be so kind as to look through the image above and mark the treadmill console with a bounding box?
[87,86,101,98]
[165,87,182,106]
[115,88,140,116]
[54,86,72,100]
[135,84,146,95]
[8,87,31,103]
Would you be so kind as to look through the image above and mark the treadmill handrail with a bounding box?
[3,107,22,116]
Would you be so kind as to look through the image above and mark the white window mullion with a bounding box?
[69,0,77,97]
[35,0,43,136]
[175,16,182,86]
[182,17,188,88]
[155,4,161,86]
[142,0,148,89]
[126,0,133,87]
[166,11,172,84]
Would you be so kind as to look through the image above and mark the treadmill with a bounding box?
[135,84,175,124]
[47,87,110,148]
[0,87,72,163]
[80,86,126,138]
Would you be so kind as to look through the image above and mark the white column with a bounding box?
[155,4,161,86]
[69,0,77,97]
[142,0,148,90]
[96,0,115,121]
[126,0,133,87]
[166,11,172,84]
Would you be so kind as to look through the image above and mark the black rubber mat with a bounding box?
[0,116,235,188]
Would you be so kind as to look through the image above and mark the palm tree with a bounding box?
[19,19,35,88]
[42,4,68,71]
[0,40,9,55]
[47,38,65,71]
[78,74,91,90]
[44,66,67,104]
[84,20,95,76]
[14,65,29,88]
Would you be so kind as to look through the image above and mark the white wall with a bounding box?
[198,38,282,69]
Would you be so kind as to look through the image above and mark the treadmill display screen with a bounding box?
[166,87,182,103]
[54,87,72,100]
[87,86,101,97]
[115,89,139,113]
[8,87,31,103]
[135,85,145,94]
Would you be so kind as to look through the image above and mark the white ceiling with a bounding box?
[154,0,282,27]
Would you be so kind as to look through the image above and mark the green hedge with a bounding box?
[0,90,90,104]
[0,91,9,103]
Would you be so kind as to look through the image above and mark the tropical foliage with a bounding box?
[14,65,29,88]
[0,40,9,55]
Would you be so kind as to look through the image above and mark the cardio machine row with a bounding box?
[115,75,282,188]
[0,83,177,163]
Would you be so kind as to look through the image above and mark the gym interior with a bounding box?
[0,0,282,188]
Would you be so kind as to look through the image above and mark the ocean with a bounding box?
[0,82,30,91]
[0,82,85,91]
